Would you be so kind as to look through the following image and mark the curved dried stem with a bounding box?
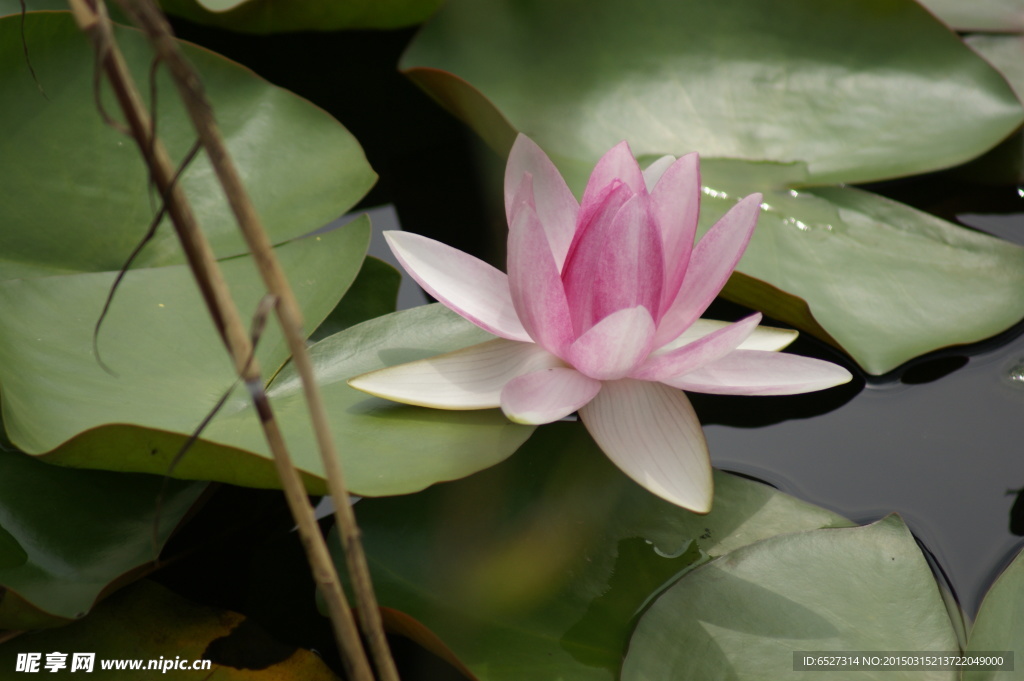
[66,2,383,679]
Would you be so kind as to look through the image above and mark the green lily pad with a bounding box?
[159,0,445,32]
[0,450,205,629]
[0,12,374,280]
[335,423,849,681]
[0,222,368,488]
[0,581,341,679]
[402,0,1024,374]
[402,0,1022,186]
[622,515,959,681]
[919,0,1024,32]
[310,255,401,342]
[695,160,1024,375]
[963,548,1024,681]
[206,304,534,497]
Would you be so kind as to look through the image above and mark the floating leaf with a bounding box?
[920,0,1024,32]
[696,161,1024,375]
[403,0,1022,186]
[0,450,204,629]
[963,548,1024,681]
[0,12,374,280]
[0,581,341,679]
[622,516,958,681]
[311,255,401,341]
[0,223,367,488]
[336,423,849,680]
[159,0,445,33]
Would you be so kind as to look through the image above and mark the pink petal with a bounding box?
[507,191,575,357]
[504,135,580,270]
[579,379,712,512]
[562,194,664,336]
[348,339,562,409]
[567,306,656,380]
[642,155,676,191]
[663,350,853,395]
[385,231,530,342]
[578,141,646,234]
[653,193,762,347]
[500,367,601,424]
[650,153,700,316]
[632,313,762,382]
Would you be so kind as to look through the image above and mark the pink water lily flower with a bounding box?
[350,135,851,512]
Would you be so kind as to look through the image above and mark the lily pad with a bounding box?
[212,304,533,497]
[920,0,1024,32]
[0,11,374,280]
[159,0,445,32]
[696,160,1024,375]
[963,548,1024,681]
[621,515,959,681]
[402,0,1022,186]
[0,450,205,629]
[401,0,1024,374]
[336,423,849,681]
[0,222,367,488]
[0,581,341,679]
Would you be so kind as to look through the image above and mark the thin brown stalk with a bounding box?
[65,2,376,679]
[113,3,400,680]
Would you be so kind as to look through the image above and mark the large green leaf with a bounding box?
[696,161,1024,375]
[402,0,1022,186]
[337,423,849,681]
[1,227,532,495]
[0,12,374,280]
[0,450,205,629]
[401,0,1024,374]
[920,0,1024,32]
[0,223,367,487]
[158,0,445,32]
[216,304,533,497]
[1,581,341,679]
[622,515,959,681]
[963,549,1024,681]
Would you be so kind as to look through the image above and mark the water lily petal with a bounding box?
[504,134,580,270]
[654,193,762,347]
[651,153,700,316]
[633,312,762,382]
[507,189,575,356]
[642,155,676,191]
[567,306,656,380]
[348,339,562,409]
[579,379,712,513]
[578,140,646,232]
[385,231,530,342]
[664,349,853,395]
[562,194,664,335]
[658,318,799,354]
[500,367,601,424]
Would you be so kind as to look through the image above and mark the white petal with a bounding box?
[642,155,676,191]
[385,231,531,342]
[500,368,601,424]
[664,350,853,396]
[658,319,798,353]
[579,379,712,513]
[348,339,562,409]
